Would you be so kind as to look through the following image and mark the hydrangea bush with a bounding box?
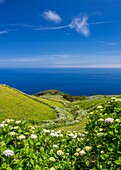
[0,97,121,169]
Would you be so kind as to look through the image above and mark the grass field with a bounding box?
[0,85,57,123]
[32,96,64,108]
[1,84,119,131]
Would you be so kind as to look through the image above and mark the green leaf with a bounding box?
[85,160,90,167]
[107,161,112,165]
[2,163,7,168]
[100,154,106,160]
[6,167,12,170]
[106,144,114,152]
[114,159,121,165]
[30,159,34,166]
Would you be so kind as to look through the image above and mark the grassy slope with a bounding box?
[1,85,119,132]
[55,117,87,132]
[61,96,112,132]
[32,96,64,108]
[0,85,57,122]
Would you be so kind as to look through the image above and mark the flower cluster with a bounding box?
[3,150,14,157]
[105,117,114,123]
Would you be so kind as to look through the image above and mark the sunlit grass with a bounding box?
[32,96,63,108]
[0,85,57,122]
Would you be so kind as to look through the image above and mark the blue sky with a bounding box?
[0,0,121,68]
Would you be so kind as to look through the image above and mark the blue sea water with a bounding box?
[0,68,121,96]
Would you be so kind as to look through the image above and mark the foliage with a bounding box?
[85,97,121,169]
[0,97,121,169]
[35,90,64,96]
[63,94,86,102]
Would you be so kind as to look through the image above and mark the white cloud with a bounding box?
[36,15,90,37]
[42,10,62,24]
[100,41,116,46]
[90,20,118,25]
[69,16,90,37]
[34,25,68,30]
[10,24,36,28]
[10,13,118,38]
[0,30,8,34]
[0,0,5,3]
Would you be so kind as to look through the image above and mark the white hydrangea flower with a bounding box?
[72,134,77,139]
[0,124,5,128]
[100,150,104,154]
[15,120,21,124]
[30,134,37,139]
[50,132,56,137]
[50,167,55,170]
[76,148,81,152]
[57,150,64,156]
[49,157,56,162]
[3,149,14,156]
[97,132,103,137]
[105,117,114,123]
[99,128,103,131]
[43,129,50,133]
[5,119,11,123]
[81,133,85,137]
[79,150,86,156]
[9,132,16,136]
[18,135,26,140]
[14,126,19,130]
[68,132,74,137]
[74,152,79,156]
[53,144,58,148]
[85,146,92,152]
[115,98,121,102]
[58,134,63,137]
[97,106,103,109]
[56,130,61,134]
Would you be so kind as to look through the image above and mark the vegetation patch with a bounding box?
[0,97,120,169]
[0,85,57,123]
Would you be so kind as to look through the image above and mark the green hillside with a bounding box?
[0,84,119,131]
[0,84,57,122]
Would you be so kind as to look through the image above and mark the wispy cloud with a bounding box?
[1,54,121,68]
[100,41,116,46]
[35,15,90,37]
[0,0,5,4]
[90,20,119,25]
[34,25,68,30]
[10,12,119,37]
[42,10,62,24]
[0,58,41,62]
[10,24,36,28]
[0,30,8,35]
[69,16,90,37]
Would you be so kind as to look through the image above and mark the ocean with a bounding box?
[0,68,121,96]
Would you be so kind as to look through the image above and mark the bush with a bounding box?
[0,97,120,169]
